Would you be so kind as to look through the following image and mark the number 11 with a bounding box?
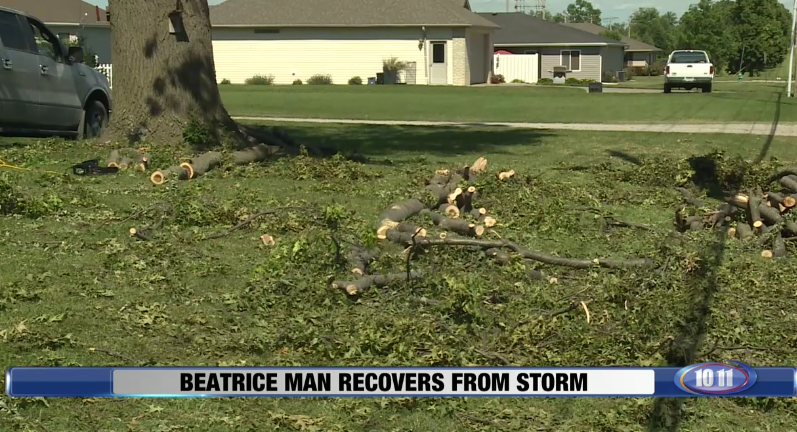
[694,369,733,387]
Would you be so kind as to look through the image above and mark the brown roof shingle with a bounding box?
[480,13,624,46]
[0,0,107,24]
[563,22,661,52]
[210,0,499,28]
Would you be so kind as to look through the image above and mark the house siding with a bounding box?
[47,25,111,63]
[600,45,624,78]
[212,27,489,86]
[539,46,601,81]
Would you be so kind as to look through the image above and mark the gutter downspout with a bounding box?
[422,26,429,85]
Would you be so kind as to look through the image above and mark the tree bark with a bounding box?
[103,0,241,147]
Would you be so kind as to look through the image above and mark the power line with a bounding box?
[602,16,618,27]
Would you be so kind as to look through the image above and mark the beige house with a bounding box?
[209,0,499,86]
[480,13,626,82]
[563,22,662,71]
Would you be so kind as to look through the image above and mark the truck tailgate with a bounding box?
[668,64,712,78]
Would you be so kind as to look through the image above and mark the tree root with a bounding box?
[332,271,423,296]
[387,230,653,269]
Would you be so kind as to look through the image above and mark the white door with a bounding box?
[430,42,447,85]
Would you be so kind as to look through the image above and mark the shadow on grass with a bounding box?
[258,123,553,158]
[648,230,727,432]
[753,92,782,164]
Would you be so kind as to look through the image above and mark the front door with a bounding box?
[0,10,39,129]
[430,42,447,85]
[26,17,82,131]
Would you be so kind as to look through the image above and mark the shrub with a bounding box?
[565,77,581,85]
[348,76,363,85]
[538,78,553,84]
[648,61,665,76]
[382,57,407,72]
[183,115,212,147]
[220,78,231,85]
[292,79,303,85]
[307,74,333,85]
[245,74,274,85]
[622,67,634,81]
[490,74,505,84]
[510,78,525,83]
[602,72,617,83]
[579,79,596,84]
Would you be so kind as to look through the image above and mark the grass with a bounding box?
[2,124,797,431]
[617,75,788,91]
[219,84,797,124]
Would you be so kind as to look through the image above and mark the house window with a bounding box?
[561,50,581,72]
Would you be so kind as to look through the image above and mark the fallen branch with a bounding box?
[204,206,308,240]
[421,209,485,237]
[347,247,381,275]
[150,165,190,185]
[181,151,222,179]
[676,187,703,207]
[386,231,653,269]
[332,272,422,296]
[376,199,427,240]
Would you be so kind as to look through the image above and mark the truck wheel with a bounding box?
[84,100,109,138]
[702,85,712,93]
[663,84,671,94]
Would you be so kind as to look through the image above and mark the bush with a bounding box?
[220,78,231,85]
[510,78,525,83]
[245,74,274,85]
[307,74,333,85]
[602,72,618,83]
[348,76,363,85]
[648,61,665,76]
[538,77,553,84]
[490,74,505,84]
[579,79,596,84]
[292,79,303,85]
[565,77,581,85]
[623,67,634,81]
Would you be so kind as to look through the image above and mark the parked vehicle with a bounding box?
[0,6,111,138]
[664,50,714,94]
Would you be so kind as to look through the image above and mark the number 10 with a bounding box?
[694,369,733,387]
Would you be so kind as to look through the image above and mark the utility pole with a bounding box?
[603,16,618,28]
[788,0,797,96]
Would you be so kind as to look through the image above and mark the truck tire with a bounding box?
[663,84,672,94]
[702,84,712,93]
[84,100,109,138]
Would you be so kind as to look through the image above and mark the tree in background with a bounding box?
[728,0,791,75]
[679,0,738,74]
[600,29,624,41]
[629,8,681,55]
[564,0,602,24]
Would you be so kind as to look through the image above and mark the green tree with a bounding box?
[600,29,624,41]
[629,8,680,54]
[679,0,738,74]
[564,0,601,24]
[729,0,791,75]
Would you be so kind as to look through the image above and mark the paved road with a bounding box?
[233,116,796,137]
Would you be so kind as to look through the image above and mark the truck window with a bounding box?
[26,18,61,61]
[670,52,709,64]
[0,11,29,51]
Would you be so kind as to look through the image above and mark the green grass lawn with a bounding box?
[2,125,797,431]
[618,76,788,90]
[219,84,795,124]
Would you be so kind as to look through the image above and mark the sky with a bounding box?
[84,0,793,23]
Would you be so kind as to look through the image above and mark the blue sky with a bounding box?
[84,0,793,22]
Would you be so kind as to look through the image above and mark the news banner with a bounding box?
[5,362,796,398]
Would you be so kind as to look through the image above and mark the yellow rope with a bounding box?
[0,159,59,175]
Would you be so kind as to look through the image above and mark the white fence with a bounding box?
[493,54,539,84]
[96,63,112,88]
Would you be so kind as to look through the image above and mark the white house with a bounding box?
[209,0,499,85]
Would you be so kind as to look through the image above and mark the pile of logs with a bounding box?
[105,148,151,172]
[149,144,280,185]
[675,170,797,258]
[332,158,653,296]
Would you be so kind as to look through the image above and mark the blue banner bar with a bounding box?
[6,366,796,398]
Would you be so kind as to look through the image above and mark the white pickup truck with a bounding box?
[664,50,714,93]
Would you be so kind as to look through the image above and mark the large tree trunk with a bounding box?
[103,0,240,146]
